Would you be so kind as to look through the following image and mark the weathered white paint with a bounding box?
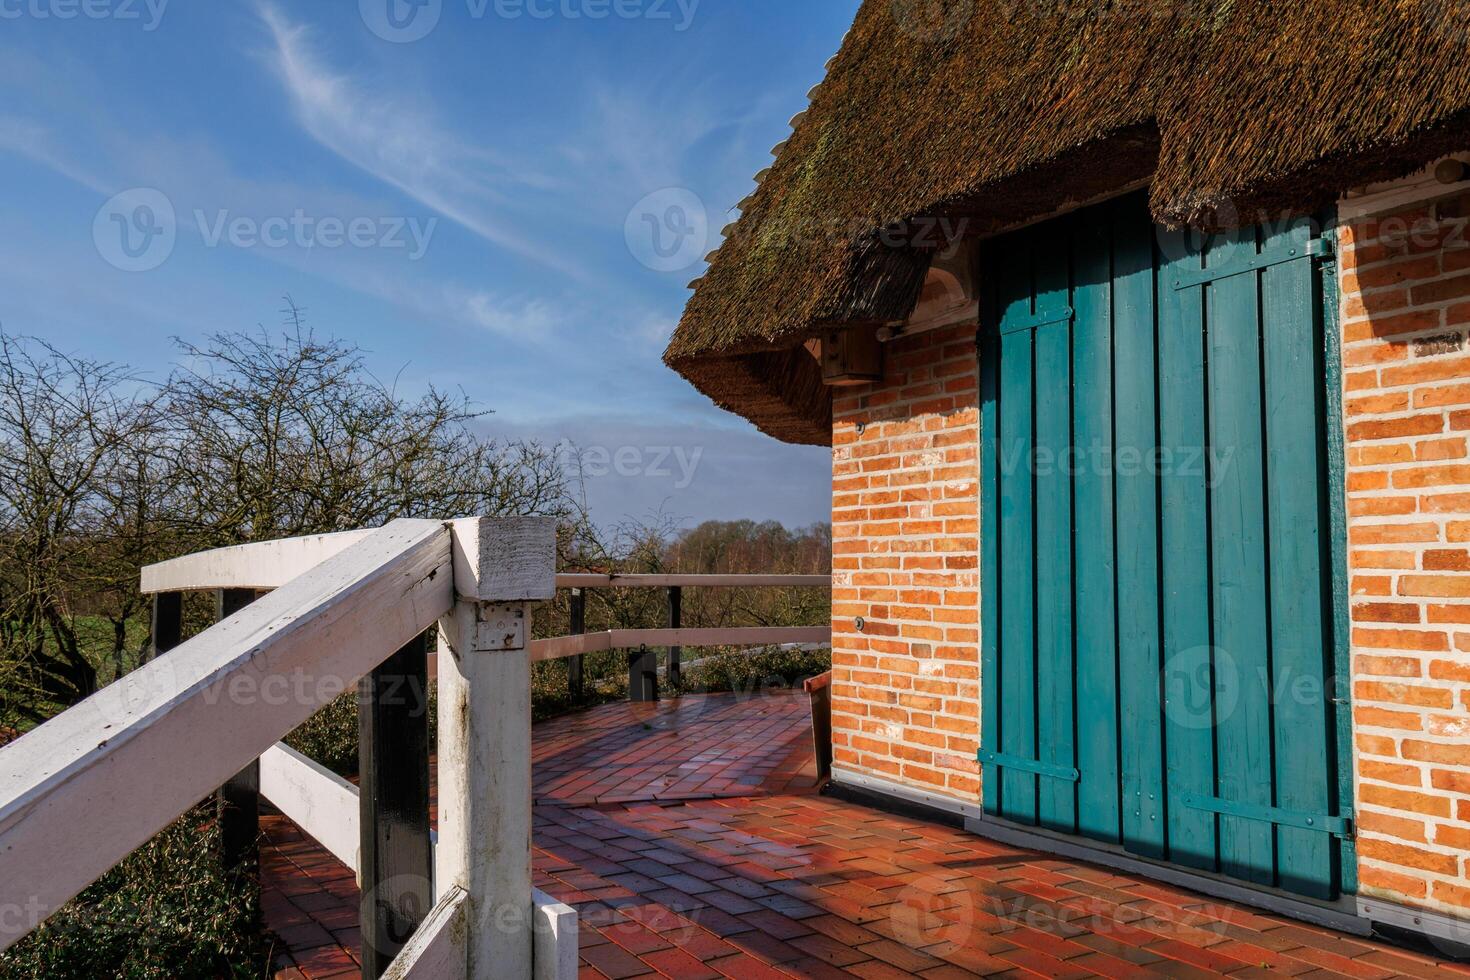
[532,889,579,980]
[437,604,534,977]
[259,743,360,873]
[530,626,833,663]
[0,519,453,953]
[437,517,548,979]
[382,886,469,980]
[255,753,577,979]
[140,529,374,593]
[450,516,557,602]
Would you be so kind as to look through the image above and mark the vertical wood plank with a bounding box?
[1072,204,1121,845]
[1262,217,1334,899]
[979,267,1003,819]
[148,591,183,665]
[1321,220,1359,896]
[568,589,586,702]
[1157,226,1219,873]
[438,516,557,980]
[628,646,658,702]
[1205,227,1277,886]
[667,587,682,691]
[1032,228,1076,833]
[1113,201,1166,859]
[998,308,1037,822]
[359,632,435,977]
[216,588,261,893]
[436,600,535,979]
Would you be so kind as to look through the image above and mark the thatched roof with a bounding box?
[664,0,1470,445]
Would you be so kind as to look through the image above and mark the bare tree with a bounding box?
[162,302,567,547]
[0,304,570,727]
[0,334,161,725]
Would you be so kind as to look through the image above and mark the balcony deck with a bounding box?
[263,691,1466,980]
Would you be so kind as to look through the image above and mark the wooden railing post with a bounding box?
[666,586,682,691]
[567,587,585,703]
[437,518,557,979]
[359,631,434,978]
[628,645,658,702]
[146,590,183,665]
[216,588,261,895]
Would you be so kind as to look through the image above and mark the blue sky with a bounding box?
[0,0,857,529]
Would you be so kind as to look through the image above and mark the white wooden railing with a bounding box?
[142,527,832,702]
[0,518,831,980]
[0,517,573,979]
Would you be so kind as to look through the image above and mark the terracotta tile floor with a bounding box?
[263,691,1469,979]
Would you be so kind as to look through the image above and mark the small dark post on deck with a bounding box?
[568,587,586,702]
[147,591,183,665]
[358,631,434,978]
[667,586,682,691]
[629,644,658,702]
[216,588,261,894]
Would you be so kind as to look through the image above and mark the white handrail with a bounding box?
[259,744,360,871]
[0,518,453,953]
[141,533,830,594]
[141,529,375,593]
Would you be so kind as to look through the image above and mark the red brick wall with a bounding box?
[1341,188,1470,918]
[830,322,981,802]
[825,184,1470,922]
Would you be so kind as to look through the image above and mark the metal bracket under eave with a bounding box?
[976,749,1080,782]
[821,324,884,386]
[1179,793,1354,838]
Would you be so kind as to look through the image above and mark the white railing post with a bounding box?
[436,518,558,980]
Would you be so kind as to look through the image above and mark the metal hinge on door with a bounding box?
[1173,236,1335,290]
[1179,793,1354,839]
[976,749,1080,782]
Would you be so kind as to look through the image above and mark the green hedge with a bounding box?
[678,646,831,695]
[0,807,269,980]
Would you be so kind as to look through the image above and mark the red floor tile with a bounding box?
[260,691,1465,980]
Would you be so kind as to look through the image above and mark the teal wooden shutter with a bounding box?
[979,192,1353,902]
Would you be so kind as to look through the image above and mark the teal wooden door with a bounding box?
[978,193,1355,901]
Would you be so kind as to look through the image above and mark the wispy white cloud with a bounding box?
[461,292,560,338]
[256,3,581,277]
[0,116,114,194]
